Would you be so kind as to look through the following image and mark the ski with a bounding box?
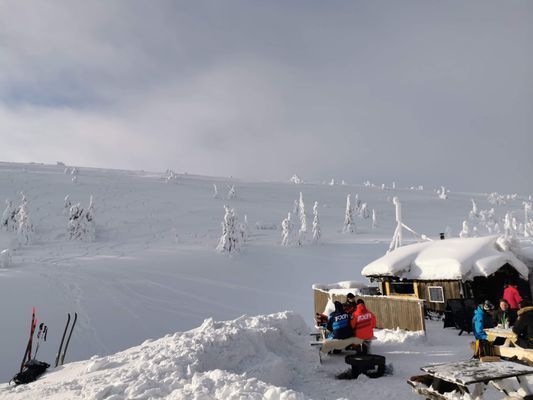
[33,323,47,359]
[19,308,37,373]
[55,313,70,367]
[60,312,77,366]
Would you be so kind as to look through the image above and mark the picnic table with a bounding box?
[408,359,533,399]
[484,327,533,365]
[485,327,518,347]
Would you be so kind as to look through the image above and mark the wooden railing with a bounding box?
[314,289,426,332]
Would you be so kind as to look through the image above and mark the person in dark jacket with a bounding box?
[326,301,353,339]
[342,293,357,315]
[473,300,494,340]
[492,299,517,328]
[512,300,533,349]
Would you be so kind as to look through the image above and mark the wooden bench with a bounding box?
[310,329,375,362]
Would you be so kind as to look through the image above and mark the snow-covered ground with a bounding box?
[0,162,531,398]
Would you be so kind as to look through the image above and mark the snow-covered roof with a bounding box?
[361,236,530,281]
[312,280,368,296]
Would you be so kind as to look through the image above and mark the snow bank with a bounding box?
[362,236,529,280]
[2,312,312,400]
[374,328,425,345]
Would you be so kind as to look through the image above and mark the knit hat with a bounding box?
[483,300,495,311]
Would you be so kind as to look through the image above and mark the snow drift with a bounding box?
[2,312,312,400]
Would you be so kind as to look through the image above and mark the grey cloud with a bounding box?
[0,1,531,192]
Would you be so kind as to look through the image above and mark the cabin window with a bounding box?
[428,286,445,303]
[389,282,415,295]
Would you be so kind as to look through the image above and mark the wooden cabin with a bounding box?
[361,236,531,313]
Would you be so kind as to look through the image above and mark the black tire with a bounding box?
[345,354,386,379]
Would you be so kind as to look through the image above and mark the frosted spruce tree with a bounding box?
[84,195,96,241]
[359,202,370,219]
[1,200,16,231]
[216,205,240,254]
[0,249,11,268]
[281,212,292,247]
[312,201,321,244]
[15,193,34,245]
[298,192,307,245]
[213,184,219,199]
[343,194,355,233]
[67,203,83,240]
[238,214,250,242]
[372,209,377,228]
[67,196,96,241]
[437,186,448,200]
[459,220,470,238]
[63,195,72,215]
[227,185,236,200]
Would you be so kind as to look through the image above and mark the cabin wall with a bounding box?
[415,281,462,313]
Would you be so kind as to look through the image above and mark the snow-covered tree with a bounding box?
[524,202,532,237]
[437,186,448,200]
[298,192,307,245]
[359,202,370,219]
[238,214,250,242]
[166,170,179,184]
[289,175,303,184]
[353,194,362,214]
[329,179,335,186]
[342,194,355,233]
[459,220,470,238]
[312,201,321,244]
[84,195,96,241]
[216,205,240,254]
[0,249,11,268]
[16,193,34,245]
[469,199,479,218]
[213,184,219,199]
[67,196,96,241]
[227,185,236,200]
[281,212,292,247]
[1,200,16,231]
[63,195,72,215]
[503,213,515,239]
[292,199,299,215]
[372,209,377,228]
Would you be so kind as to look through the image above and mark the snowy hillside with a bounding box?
[0,162,531,397]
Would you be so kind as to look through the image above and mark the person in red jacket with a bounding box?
[351,299,376,340]
[503,281,523,310]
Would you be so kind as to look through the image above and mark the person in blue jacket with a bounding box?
[326,301,353,339]
[473,300,495,340]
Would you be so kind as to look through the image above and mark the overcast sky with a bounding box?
[0,1,531,192]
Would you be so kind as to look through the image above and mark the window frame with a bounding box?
[428,286,445,303]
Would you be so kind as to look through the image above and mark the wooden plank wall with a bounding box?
[415,281,461,313]
[314,289,426,331]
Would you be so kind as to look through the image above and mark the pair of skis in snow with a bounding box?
[19,309,77,371]
[55,312,77,367]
